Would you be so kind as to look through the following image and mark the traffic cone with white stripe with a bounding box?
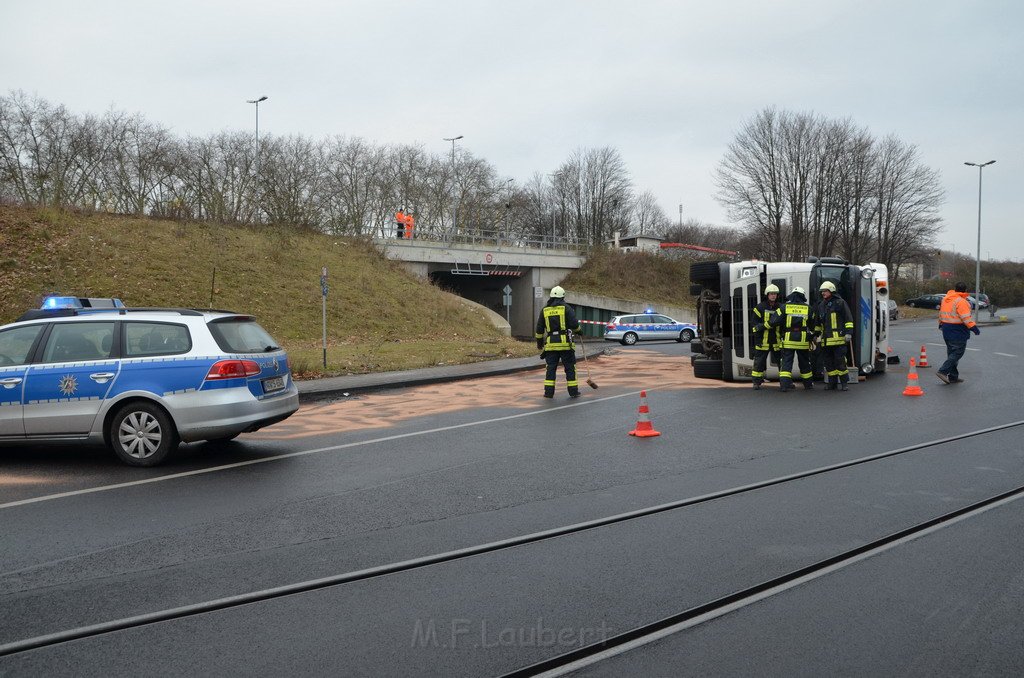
[918,345,929,367]
[902,357,924,397]
[629,390,661,437]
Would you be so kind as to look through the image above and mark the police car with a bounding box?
[603,312,698,345]
[0,297,299,466]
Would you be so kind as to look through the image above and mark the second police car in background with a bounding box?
[603,312,698,346]
[0,296,299,466]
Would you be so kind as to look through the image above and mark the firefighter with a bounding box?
[751,283,782,390]
[814,281,854,391]
[772,286,814,391]
[535,285,581,398]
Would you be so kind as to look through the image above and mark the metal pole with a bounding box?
[965,160,995,321]
[322,293,327,369]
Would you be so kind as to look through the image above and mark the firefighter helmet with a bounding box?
[550,286,565,298]
[792,286,806,296]
[764,284,780,295]
[820,281,837,293]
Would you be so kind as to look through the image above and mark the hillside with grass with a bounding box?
[558,247,694,309]
[0,206,535,377]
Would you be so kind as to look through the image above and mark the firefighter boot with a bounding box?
[840,374,849,391]
[752,379,763,390]
[825,378,836,391]
[803,379,814,390]
[779,378,794,392]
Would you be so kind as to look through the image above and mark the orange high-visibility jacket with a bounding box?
[939,291,976,328]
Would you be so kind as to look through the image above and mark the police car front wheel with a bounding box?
[621,332,639,346]
[109,402,180,467]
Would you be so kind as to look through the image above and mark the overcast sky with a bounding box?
[3,0,1021,259]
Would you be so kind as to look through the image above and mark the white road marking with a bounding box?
[966,348,980,352]
[0,388,662,511]
[994,352,1017,358]
[894,339,914,343]
[537,489,1024,677]
[927,342,946,347]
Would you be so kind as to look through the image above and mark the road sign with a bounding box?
[502,294,512,307]
[502,284,512,295]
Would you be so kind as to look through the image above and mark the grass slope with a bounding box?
[558,247,693,309]
[0,206,534,377]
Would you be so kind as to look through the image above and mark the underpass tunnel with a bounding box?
[428,268,537,338]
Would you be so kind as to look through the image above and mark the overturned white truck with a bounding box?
[689,257,895,382]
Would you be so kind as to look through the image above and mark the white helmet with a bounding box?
[792,286,806,296]
[820,281,837,293]
[550,286,565,298]
[764,284,780,295]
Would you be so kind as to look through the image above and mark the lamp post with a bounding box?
[964,160,995,320]
[444,136,463,238]
[247,96,268,212]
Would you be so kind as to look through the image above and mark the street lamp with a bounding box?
[964,160,995,320]
[444,135,463,236]
[247,96,268,210]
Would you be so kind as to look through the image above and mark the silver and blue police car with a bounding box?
[0,297,299,466]
[603,312,698,346]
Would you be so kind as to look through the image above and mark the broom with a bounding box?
[578,336,599,389]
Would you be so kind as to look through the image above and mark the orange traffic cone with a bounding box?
[918,345,929,367]
[628,390,661,437]
[902,357,924,397]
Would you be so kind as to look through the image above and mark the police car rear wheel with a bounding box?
[109,402,179,467]
[621,332,639,346]
[678,329,695,343]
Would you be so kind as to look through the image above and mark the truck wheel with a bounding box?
[690,341,704,354]
[692,358,723,379]
[108,402,180,467]
[689,261,722,284]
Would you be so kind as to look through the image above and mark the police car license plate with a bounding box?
[262,376,285,393]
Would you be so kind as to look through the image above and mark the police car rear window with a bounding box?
[125,322,191,357]
[207,318,280,354]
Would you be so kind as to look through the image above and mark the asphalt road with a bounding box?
[1,310,1022,676]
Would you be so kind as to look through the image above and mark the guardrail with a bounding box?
[383,228,584,252]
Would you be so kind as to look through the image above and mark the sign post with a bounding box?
[502,284,512,324]
[321,266,328,369]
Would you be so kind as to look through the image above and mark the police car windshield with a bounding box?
[207,318,281,354]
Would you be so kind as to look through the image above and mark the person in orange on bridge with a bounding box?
[404,212,414,239]
[937,281,980,384]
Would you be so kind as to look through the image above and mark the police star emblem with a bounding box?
[58,374,78,397]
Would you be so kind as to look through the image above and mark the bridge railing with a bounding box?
[384,228,584,252]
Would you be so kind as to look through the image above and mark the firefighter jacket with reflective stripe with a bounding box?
[939,290,976,341]
[751,300,782,351]
[772,293,811,350]
[535,300,579,351]
[814,295,854,347]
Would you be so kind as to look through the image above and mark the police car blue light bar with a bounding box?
[42,296,83,309]
[41,296,126,310]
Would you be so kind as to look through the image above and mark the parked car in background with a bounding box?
[887,299,899,320]
[905,293,986,310]
[905,294,944,309]
[604,313,697,345]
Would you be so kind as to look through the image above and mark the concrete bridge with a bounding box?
[375,231,696,338]
[374,232,585,337]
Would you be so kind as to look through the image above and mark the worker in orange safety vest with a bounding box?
[936,281,980,384]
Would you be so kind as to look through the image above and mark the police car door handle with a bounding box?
[90,372,116,383]
[0,377,22,388]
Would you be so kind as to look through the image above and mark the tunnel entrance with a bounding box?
[429,271,509,317]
